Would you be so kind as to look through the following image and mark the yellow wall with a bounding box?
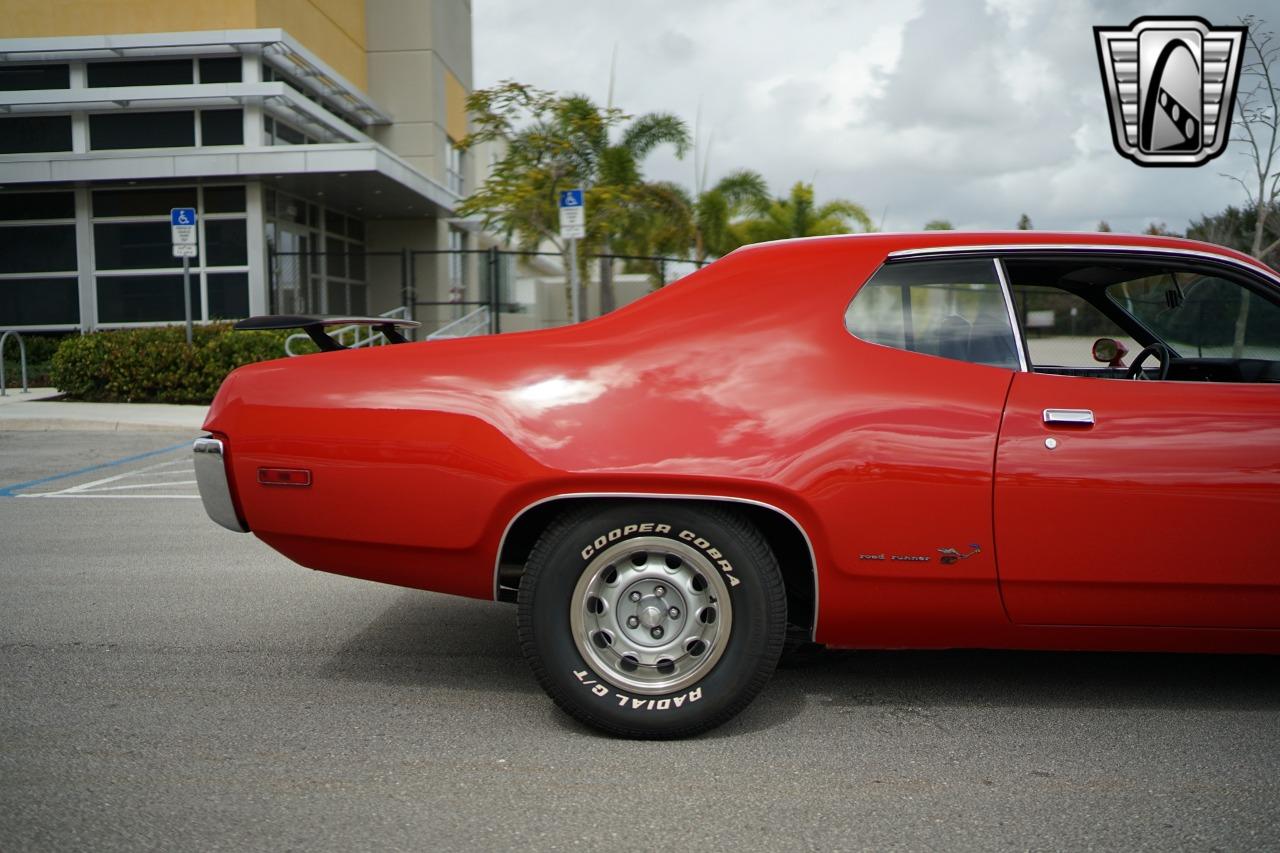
[0,0,256,36]
[0,0,368,91]
[444,68,467,143]
[256,0,366,90]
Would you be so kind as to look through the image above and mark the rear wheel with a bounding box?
[517,502,787,738]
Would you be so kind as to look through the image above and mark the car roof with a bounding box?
[727,231,1274,278]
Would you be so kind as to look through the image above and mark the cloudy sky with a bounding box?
[474,0,1269,235]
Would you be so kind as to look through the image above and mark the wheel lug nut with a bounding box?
[629,591,642,602]
[651,626,664,639]
[627,616,640,629]
[668,606,680,619]
[654,585,666,597]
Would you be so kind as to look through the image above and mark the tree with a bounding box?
[1144,221,1180,236]
[1225,17,1280,261]
[592,110,691,311]
[734,182,873,245]
[693,169,769,262]
[1016,213,1033,230]
[457,82,690,319]
[1221,17,1280,354]
[923,219,954,230]
[1187,203,1280,262]
[1097,220,1112,232]
[605,179,695,289]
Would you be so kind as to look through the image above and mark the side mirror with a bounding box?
[1092,337,1128,368]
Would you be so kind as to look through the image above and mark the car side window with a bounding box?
[845,259,1020,369]
[1010,285,1143,368]
[1109,272,1280,359]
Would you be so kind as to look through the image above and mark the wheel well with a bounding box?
[495,496,817,639]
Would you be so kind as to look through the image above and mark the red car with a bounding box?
[194,231,1280,738]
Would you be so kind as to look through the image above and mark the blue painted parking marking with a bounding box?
[0,440,192,498]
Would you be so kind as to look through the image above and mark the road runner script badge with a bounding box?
[1094,17,1246,167]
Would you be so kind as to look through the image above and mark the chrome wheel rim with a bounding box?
[570,536,733,696]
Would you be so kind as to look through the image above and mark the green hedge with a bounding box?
[50,323,308,404]
[2,333,64,388]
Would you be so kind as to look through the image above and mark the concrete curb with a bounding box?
[0,389,208,432]
[0,419,204,432]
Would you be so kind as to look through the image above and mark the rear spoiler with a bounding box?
[234,315,421,352]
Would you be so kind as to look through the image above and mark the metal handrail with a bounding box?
[284,306,411,357]
[427,306,491,340]
[0,330,29,396]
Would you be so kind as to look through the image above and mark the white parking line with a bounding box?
[27,494,203,500]
[20,456,199,500]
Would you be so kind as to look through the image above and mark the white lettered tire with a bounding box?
[517,502,787,738]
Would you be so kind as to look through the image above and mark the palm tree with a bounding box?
[735,182,873,245]
[591,112,691,311]
[458,84,690,318]
[693,169,770,262]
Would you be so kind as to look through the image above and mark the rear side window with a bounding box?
[845,259,1020,368]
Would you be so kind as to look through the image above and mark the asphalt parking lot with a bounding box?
[2,429,1279,852]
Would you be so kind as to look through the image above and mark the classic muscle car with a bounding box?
[194,231,1280,738]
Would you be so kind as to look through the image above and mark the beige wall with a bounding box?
[366,0,472,184]
[0,0,368,91]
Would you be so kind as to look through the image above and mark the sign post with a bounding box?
[171,208,198,344]
[558,189,585,323]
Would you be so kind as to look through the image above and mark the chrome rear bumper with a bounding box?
[193,437,248,533]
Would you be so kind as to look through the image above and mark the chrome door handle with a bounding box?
[1043,408,1095,426]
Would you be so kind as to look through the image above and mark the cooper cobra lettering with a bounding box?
[580,523,672,559]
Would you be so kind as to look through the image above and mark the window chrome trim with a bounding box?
[492,492,821,642]
[992,257,1029,372]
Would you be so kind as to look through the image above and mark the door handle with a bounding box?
[1043,408,1095,426]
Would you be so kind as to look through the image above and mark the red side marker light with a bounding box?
[258,468,312,487]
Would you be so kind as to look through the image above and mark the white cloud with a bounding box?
[474,0,1268,235]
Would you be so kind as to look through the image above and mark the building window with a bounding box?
[263,64,367,132]
[87,59,192,87]
[93,222,180,270]
[0,64,70,91]
[200,109,244,145]
[448,227,466,302]
[203,186,246,214]
[0,115,73,154]
[204,219,247,266]
[208,272,249,319]
[0,278,79,326]
[0,190,78,327]
[96,274,198,323]
[93,187,197,218]
[90,111,196,150]
[198,57,242,84]
[91,185,251,324]
[264,116,313,146]
[446,141,465,194]
[0,192,75,221]
[0,225,77,274]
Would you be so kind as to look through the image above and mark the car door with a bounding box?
[994,254,1280,629]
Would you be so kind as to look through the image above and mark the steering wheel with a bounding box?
[1127,342,1171,380]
